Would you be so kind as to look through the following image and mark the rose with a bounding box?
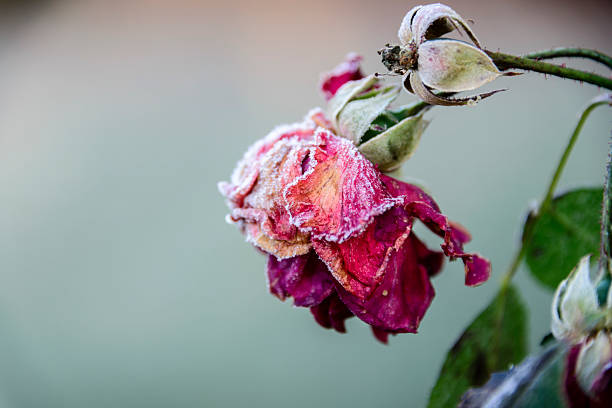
[218,56,490,342]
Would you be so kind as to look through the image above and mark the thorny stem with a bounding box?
[523,48,612,70]
[500,94,612,288]
[486,50,612,91]
[600,136,612,273]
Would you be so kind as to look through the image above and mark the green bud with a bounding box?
[551,256,606,342]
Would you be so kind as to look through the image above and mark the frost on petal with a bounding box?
[335,233,437,333]
[381,174,491,286]
[410,3,480,47]
[221,118,326,259]
[284,129,398,243]
[219,119,317,209]
[242,136,309,240]
[306,107,335,131]
[398,5,422,46]
[267,252,334,307]
[310,292,354,333]
[320,53,364,101]
[242,221,311,259]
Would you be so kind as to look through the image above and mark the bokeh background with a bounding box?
[1,0,611,407]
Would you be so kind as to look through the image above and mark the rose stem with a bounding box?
[500,94,612,288]
[486,50,612,91]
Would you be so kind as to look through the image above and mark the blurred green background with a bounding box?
[0,0,611,407]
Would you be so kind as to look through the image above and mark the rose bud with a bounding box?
[550,256,612,406]
[380,3,504,106]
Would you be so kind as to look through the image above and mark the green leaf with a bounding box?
[524,188,603,289]
[459,343,569,408]
[427,285,528,408]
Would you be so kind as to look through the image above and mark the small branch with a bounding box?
[486,50,612,91]
[600,136,612,272]
[501,94,612,287]
[523,48,612,70]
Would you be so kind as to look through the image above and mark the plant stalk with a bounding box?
[600,136,612,272]
[486,50,612,91]
[501,94,612,287]
[523,48,612,70]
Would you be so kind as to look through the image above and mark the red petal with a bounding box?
[320,53,364,100]
[267,252,334,307]
[312,206,412,299]
[381,174,491,287]
[310,292,354,333]
[371,327,399,344]
[334,233,436,332]
[285,129,398,243]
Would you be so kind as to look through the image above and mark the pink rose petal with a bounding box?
[285,129,398,243]
[320,53,364,100]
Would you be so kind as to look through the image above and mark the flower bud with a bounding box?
[551,256,602,342]
[384,3,504,106]
[417,39,501,93]
[575,331,612,399]
[398,3,480,48]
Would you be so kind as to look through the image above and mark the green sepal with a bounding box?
[336,85,400,144]
[358,114,428,172]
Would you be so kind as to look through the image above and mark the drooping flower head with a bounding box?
[219,55,490,343]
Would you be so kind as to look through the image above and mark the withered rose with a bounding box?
[218,57,490,343]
